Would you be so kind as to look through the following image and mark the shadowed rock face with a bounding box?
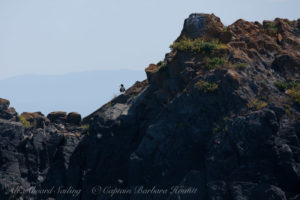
[1,13,300,200]
[67,112,82,125]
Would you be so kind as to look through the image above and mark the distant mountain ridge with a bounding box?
[0,69,146,116]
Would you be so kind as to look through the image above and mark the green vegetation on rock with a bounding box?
[274,81,288,91]
[273,81,300,105]
[287,83,300,105]
[233,62,247,70]
[170,37,227,54]
[81,124,90,135]
[195,80,218,93]
[265,22,278,33]
[205,57,227,69]
[247,98,268,110]
[19,115,30,129]
[284,104,291,116]
[260,81,267,87]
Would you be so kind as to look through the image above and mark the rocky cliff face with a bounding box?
[1,13,300,200]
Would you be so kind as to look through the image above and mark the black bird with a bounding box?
[120,84,125,93]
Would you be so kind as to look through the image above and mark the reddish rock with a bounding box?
[0,98,10,111]
[145,64,160,84]
[7,107,17,115]
[219,31,232,43]
[21,112,49,128]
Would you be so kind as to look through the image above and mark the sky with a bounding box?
[0,0,299,80]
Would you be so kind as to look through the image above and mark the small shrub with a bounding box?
[265,22,278,33]
[233,63,247,70]
[260,95,268,101]
[195,80,218,93]
[287,87,300,105]
[81,124,90,134]
[274,81,288,92]
[205,57,227,69]
[289,81,300,89]
[285,81,300,105]
[222,117,229,122]
[247,99,268,110]
[19,115,30,129]
[212,124,221,134]
[284,104,291,116]
[261,81,267,87]
[81,124,89,130]
[212,122,228,134]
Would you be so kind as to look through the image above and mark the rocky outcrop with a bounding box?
[20,112,50,128]
[0,98,84,199]
[47,111,67,123]
[272,54,300,80]
[0,98,10,110]
[1,13,300,200]
[0,98,18,121]
[67,112,81,125]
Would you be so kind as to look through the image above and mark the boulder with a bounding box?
[20,112,49,128]
[7,107,17,115]
[0,99,17,121]
[181,13,223,39]
[0,98,10,111]
[47,111,67,123]
[219,31,232,43]
[67,112,81,125]
[272,54,300,79]
[145,64,159,83]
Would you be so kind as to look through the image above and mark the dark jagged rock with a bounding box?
[21,112,50,128]
[0,99,83,199]
[67,112,81,125]
[47,111,67,123]
[0,98,18,121]
[1,13,300,200]
[272,54,300,80]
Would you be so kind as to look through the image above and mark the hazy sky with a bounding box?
[0,0,299,80]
